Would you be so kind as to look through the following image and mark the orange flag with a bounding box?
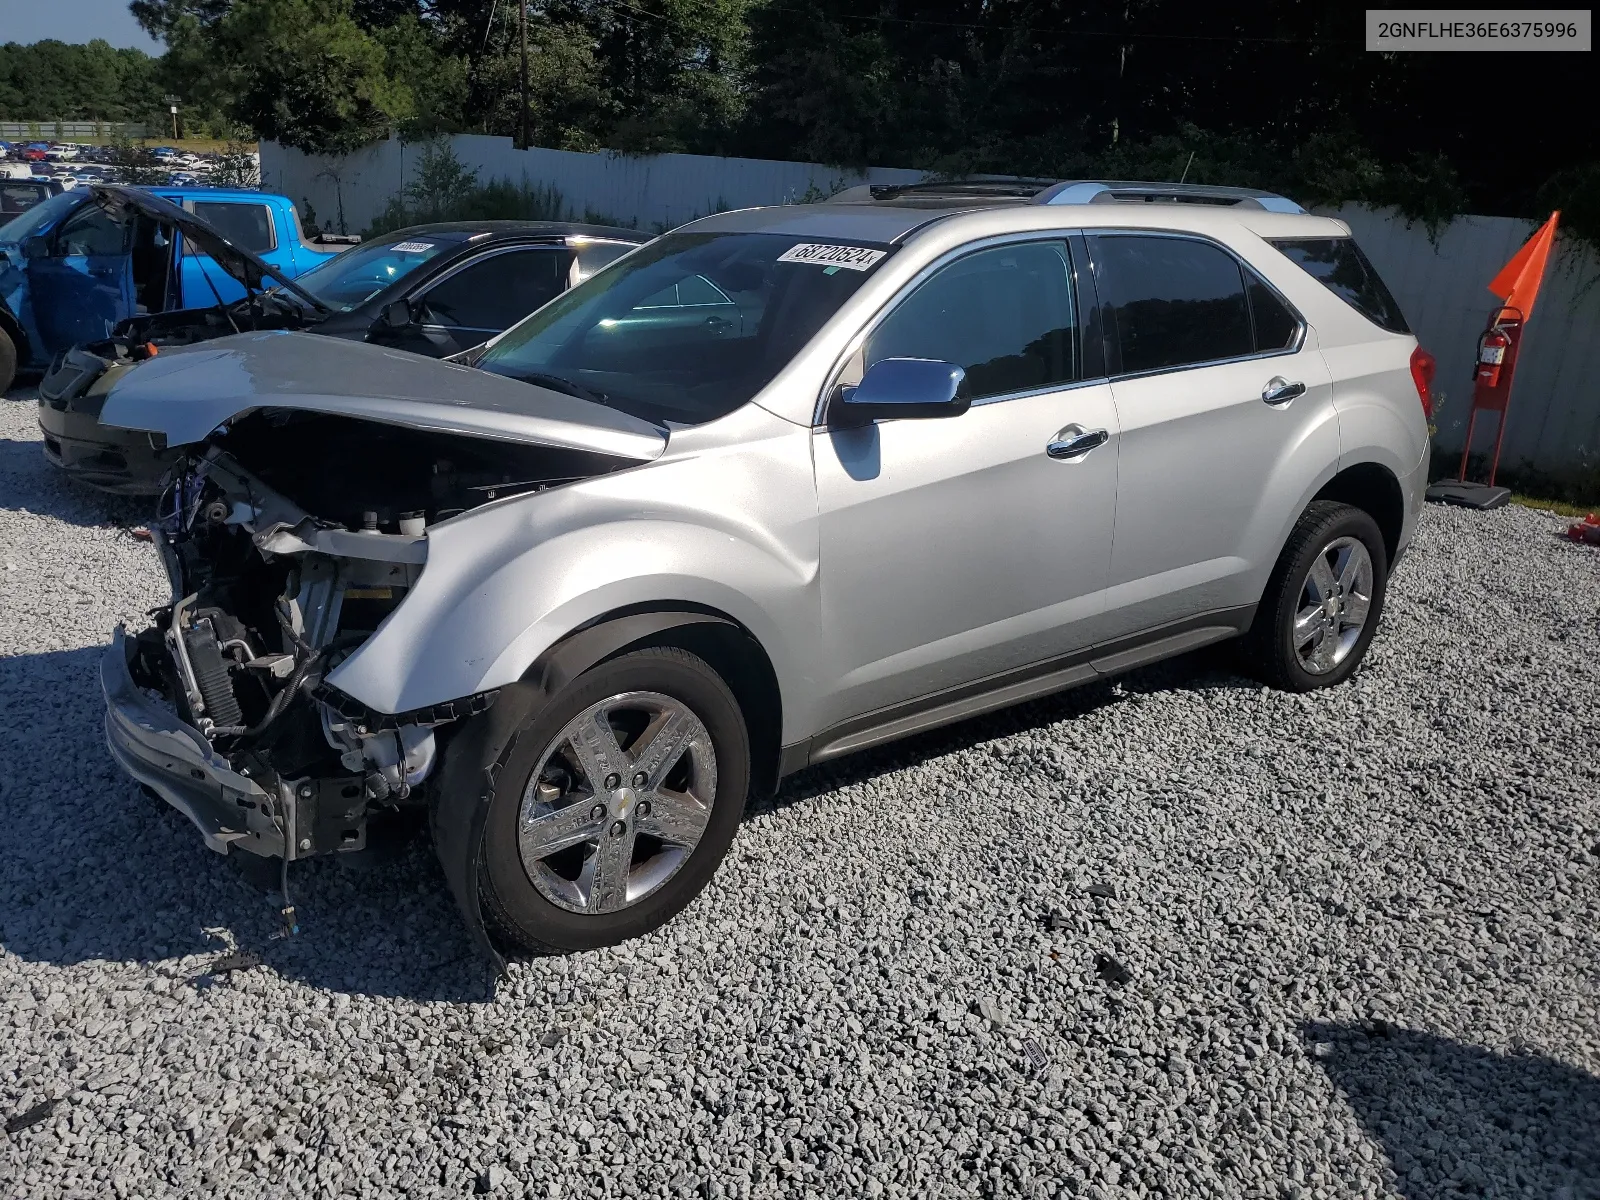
[1487,210,1560,320]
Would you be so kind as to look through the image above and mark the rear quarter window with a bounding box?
[1269,237,1410,334]
[192,201,276,254]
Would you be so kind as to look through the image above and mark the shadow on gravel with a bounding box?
[0,645,493,1003]
[0,434,157,529]
[2,634,1254,1003]
[761,644,1258,816]
[1305,1021,1600,1198]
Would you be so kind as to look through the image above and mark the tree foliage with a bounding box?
[4,2,1588,235]
[0,39,164,124]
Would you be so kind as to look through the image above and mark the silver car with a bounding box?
[98,180,1434,964]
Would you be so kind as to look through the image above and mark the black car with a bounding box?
[38,211,648,494]
[1,178,63,215]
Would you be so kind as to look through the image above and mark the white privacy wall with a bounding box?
[1327,204,1600,472]
[260,136,1599,472]
[258,134,925,236]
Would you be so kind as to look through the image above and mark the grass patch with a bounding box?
[1511,494,1594,518]
[1429,445,1600,512]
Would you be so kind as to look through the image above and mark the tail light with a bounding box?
[1409,345,1436,419]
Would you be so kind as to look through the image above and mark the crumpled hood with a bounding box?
[98,329,669,460]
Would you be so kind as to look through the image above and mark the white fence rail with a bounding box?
[261,136,1599,474]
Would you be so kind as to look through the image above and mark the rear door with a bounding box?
[1089,231,1338,640]
[394,245,570,357]
[28,194,134,352]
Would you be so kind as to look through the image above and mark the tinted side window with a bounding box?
[1247,270,1301,351]
[571,240,636,284]
[55,201,126,256]
[1,182,49,214]
[421,249,567,331]
[192,202,275,253]
[1269,237,1410,334]
[1093,235,1252,374]
[867,240,1077,400]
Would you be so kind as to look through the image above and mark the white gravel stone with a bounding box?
[2,384,1598,1198]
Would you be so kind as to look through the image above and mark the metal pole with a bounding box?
[519,0,530,150]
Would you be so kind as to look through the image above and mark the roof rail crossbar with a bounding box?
[1037,180,1305,214]
[821,177,1305,214]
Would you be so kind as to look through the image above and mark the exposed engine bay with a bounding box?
[123,413,637,860]
[42,297,313,404]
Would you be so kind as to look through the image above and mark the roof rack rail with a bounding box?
[826,179,1059,204]
[824,177,1304,214]
[1037,180,1305,214]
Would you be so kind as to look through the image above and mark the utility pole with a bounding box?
[518,0,530,150]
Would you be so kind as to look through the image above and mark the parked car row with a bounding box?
[25,176,1433,964]
[2,141,260,198]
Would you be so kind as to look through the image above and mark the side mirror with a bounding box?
[379,299,413,329]
[833,357,968,425]
[20,235,49,260]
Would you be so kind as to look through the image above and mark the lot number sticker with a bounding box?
[390,241,436,254]
[777,243,887,271]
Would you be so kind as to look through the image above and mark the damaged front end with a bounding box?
[103,408,637,908]
[109,440,481,865]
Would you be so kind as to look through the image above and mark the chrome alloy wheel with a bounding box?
[516,691,717,914]
[1293,535,1374,675]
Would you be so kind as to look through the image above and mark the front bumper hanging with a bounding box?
[102,626,289,858]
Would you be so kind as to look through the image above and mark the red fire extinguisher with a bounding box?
[1475,325,1512,388]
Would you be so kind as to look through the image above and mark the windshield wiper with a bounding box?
[509,370,609,405]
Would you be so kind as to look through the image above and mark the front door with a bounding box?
[813,237,1120,730]
[28,194,133,353]
[1088,232,1339,640]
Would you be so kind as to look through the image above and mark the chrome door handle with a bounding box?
[1262,377,1306,406]
[1046,425,1109,460]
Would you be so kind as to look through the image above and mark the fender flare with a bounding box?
[430,610,736,974]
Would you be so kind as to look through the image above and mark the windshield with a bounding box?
[289,233,459,311]
[475,231,895,425]
[0,189,80,242]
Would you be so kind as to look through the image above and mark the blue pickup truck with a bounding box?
[0,186,351,392]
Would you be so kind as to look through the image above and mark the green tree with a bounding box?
[136,0,415,152]
[0,39,162,123]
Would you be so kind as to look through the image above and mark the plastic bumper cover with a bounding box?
[101,626,287,857]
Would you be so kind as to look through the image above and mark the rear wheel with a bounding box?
[479,645,750,953]
[0,326,17,395]
[1244,500,1389,691]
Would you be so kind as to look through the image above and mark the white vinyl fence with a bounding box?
[1326,204,1600,475]
[261,135,1600,474]
[259,134,924,237]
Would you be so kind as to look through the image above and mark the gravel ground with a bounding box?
[2,382,1598,1200]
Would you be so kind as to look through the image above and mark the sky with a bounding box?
[5,0,164,53]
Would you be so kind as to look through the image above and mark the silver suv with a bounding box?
[99,180,1434,963]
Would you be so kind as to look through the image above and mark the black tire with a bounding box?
[1243,500,1389,692]
[0,325,17,396]
[479,645,750,953]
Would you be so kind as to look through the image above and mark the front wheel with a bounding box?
[478,645,750,953]
[1244,500,1389,692]
[0,326,16,396]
